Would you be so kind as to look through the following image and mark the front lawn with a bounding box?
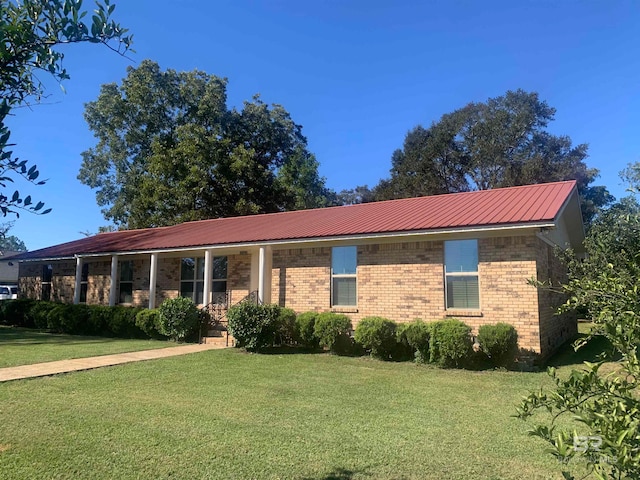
[0,345,593,479]
[0,326,177,368]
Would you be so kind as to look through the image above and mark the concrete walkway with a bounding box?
[0,343,225,382]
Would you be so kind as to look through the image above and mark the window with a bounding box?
[180,256,227,305]
[331,246,357,307]
[180,257,205,304]
[118,260,134,304]
[212,256,227,304]
[41,264,53,301]
[79,263,89,303]
[444,239,479,309]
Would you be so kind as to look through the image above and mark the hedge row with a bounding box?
[0,298,520,367]
[356,316,519,369]
[0,299,148,338]
[227,303,355,353]
[0,297,204,341]
[226,303,519,369]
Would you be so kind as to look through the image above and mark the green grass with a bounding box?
[0,342,603,480]
[0,326,178,368]
[0,326,610,479]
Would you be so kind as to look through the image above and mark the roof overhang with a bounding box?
[17,220,557,262]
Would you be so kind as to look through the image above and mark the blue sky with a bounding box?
[7,0,640,250]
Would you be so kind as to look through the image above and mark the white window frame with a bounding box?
[211,256,228,305]
[79,263,89,303]
[444,239,480,310]
[331,246,357,307]
[118,260,134,305]
[41,264,53,301]
[180,257,205,305]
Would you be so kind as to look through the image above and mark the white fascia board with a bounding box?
[17,256,76,263]
[19,221,556,261]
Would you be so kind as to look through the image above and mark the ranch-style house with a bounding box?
[14,180,584,358]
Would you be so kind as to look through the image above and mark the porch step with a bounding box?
[202,332,235,347]
[202,336,229,347]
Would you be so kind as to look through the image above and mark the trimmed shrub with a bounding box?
[87,305,111,336]
[313,312,352,353]
[276,307,297,345]
[104,306,144,338]
[135,309,165,339]
[27,301,57,329]
[429,318,473,368]
[354,316,398,360]
[46,304,74,333]
[227,302,282,351]
[397,320,431,363]
[158,297,201,342]
[67,304,92,335]
[477,323,518,368]
[0,298,37,327]
[295,312,320,348]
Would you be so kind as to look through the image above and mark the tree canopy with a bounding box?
[370,90,612,225]
[517,193,640,478]
[0,221,26,251]
[78,60,335,229]
[0,0,131,216]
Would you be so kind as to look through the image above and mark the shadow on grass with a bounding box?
[546,330,619,368]
[0,326,151,346]
[302,467,371,480]
[257,346,325,355]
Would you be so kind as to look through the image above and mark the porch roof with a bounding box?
[16,180,581,260]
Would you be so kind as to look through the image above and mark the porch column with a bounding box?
[257,246,272,304]
[148,253,158,309]
[109,255,118,306]
[258,246,265,303]
[73,256,83,304]
[203,249,213,306]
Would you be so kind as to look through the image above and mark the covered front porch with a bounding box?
[18,245,275,313]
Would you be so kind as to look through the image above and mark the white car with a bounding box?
[0,285,18,300]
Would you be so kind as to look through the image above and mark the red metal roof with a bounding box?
[17,181,578,260]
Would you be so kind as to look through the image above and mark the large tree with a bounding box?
[0,0,131,216]
[373,90,612,226]
[78,60,335,229]
[0,221,26,251]
[517,194,640,479]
